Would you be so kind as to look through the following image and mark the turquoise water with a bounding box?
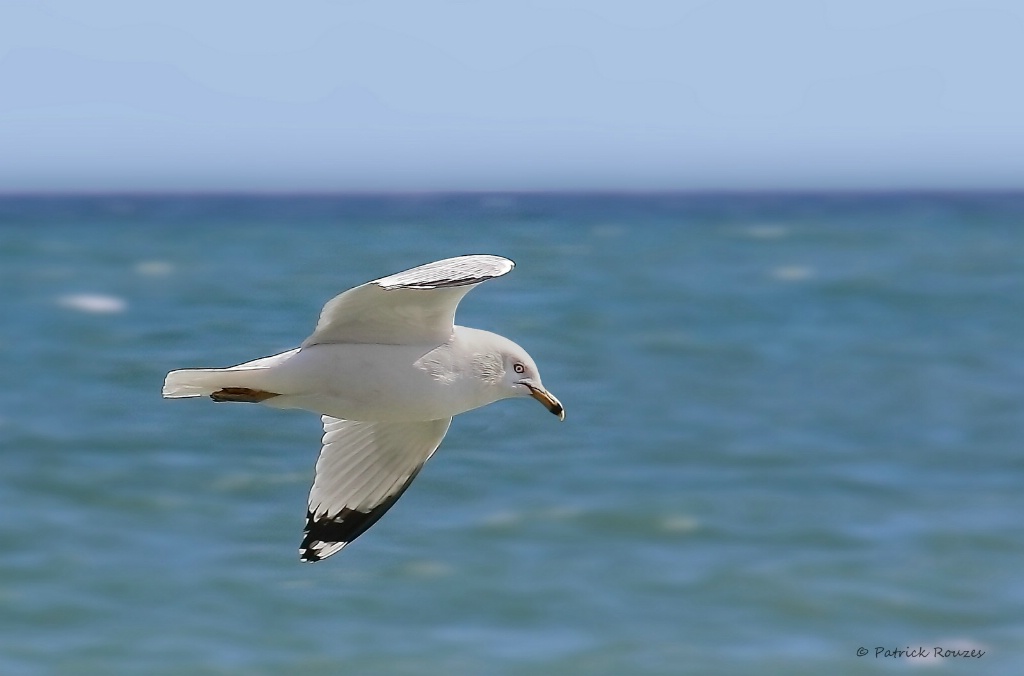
[1,194,1023,675]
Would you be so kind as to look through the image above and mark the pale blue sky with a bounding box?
[2,1,1023,191]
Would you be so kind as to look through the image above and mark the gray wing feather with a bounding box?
[374,255,515,290]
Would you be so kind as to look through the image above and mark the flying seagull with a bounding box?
[163,255,564,562]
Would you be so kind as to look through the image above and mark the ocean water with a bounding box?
[1,193,1023,675]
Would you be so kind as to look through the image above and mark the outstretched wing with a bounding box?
[302,255,515,346]
[301,416,452,562]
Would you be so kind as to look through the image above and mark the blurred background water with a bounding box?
[1,193,1022,675]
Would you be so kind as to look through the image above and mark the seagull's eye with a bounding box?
[513,363,526,374]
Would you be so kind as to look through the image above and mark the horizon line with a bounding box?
[2,187,1024,199]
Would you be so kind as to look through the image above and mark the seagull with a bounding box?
[163,255,564,562]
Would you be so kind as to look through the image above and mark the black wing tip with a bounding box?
[299,543,328,563]
[297,496,402,563]
[298,510,351,563]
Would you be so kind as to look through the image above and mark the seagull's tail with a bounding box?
[162,368,236,398]
[162,348,300,398]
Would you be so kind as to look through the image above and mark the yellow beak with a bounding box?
[527,384,565,421]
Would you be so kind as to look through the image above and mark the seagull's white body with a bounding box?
[163,255,563,562]
[166,328,530,422]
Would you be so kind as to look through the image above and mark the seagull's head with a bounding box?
[500,345,565,422]
[462,327,565,421]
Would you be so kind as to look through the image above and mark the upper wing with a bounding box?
[302,255,515,346]
[300,416,452,562]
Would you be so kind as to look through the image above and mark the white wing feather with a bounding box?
[301,416,452,561]
[302,255,514,347]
